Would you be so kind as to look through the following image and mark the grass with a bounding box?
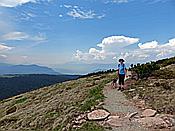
[124,66,175,115]
[74,122,104,131]
[80,84,105,111]
[45,111,60,118]
[0,72,115,131]
[15,97,27,104]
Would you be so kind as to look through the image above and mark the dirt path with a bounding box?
[103,83,148,131]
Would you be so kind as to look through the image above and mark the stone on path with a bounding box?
[87,109,110,120]
[142,109,157,117]
[126,111,138,119]
[136,117,167,129]
[106,116,130,127]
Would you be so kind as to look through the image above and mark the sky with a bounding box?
[0,0,175,73]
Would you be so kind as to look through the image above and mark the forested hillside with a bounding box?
[0,74,79,100]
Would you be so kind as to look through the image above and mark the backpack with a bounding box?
[118,64,125,68]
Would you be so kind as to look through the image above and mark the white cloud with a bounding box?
[1,32,47,42]
[0,54,7,58]
[63,4,105,19]
[74,35,139,62]
[0,43,13,51]
[0,0,36,7]
[59,14,63,17]
[106,0,129,4]
[97,36,139,52]
[74,36,175,64]
[67,9,96,19]
[120,38,175,63]
[1,32,29,41]
[138,40,158,49]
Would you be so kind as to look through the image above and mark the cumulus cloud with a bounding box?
[97,36,139,52]
[74,35,139,62]
[138,41,158,49]
[0,0,36,7]
[74,36,175,64]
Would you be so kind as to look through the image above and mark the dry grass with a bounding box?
[124,65,175,115]
[0,73,115,131]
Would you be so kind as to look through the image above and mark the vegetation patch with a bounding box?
[80,77,112,112]
[125,62,175,115]
[45,111,60,118]
[74,121,104,131]
[15,97,27,104]
[0,72,115,131]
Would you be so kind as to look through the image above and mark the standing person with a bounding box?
[117,59,127,91]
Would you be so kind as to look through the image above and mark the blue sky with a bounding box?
[0,0,175,73]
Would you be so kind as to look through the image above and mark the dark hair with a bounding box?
[119,59,125,62]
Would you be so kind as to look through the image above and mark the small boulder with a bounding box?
[87,109,110,121]
[142,109,156,117]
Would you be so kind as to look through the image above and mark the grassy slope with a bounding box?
[124,64,175,115]
[0,72,115,131]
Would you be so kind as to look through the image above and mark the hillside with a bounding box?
[0,72,115,130]
[0,74,80,100]
[0,57,175,131]
[124,64,175,115]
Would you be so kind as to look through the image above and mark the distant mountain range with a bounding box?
[55,62,130,74]
[0,63,59,75]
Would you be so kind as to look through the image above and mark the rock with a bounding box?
[106,118,122,127]
[108,115,120,120]
[73,125,81,128]
[87,109,110,120]
[6,106,17,115]
[141,109,157,117]
[170,118,175,126]
[126,112,138,119]
[106,117,130,127]
[156,114,175,127]
[129,89,135,92]
[76,114,86,121]
[137,117,167,129]
[133,94,139,100]
[136,100,145,109]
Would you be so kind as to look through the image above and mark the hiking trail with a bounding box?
[103,83,148,131]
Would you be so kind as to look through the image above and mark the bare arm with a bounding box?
[116,69,119,76]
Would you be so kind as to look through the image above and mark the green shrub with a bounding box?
[15,97,27,104]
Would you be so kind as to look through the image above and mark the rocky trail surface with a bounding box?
[86,79,175,131]
[103,83,147,131]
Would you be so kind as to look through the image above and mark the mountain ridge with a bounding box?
[0,63,59,75]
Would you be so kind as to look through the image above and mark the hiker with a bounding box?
[117,59,127,91]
